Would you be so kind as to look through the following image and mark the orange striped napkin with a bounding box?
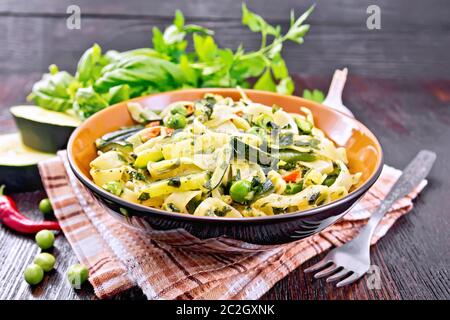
[38,151,426,299]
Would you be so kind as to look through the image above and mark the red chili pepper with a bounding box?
[0,185,61,234]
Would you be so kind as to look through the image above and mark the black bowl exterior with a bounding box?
[67,89,384,245]
[98,195,355,244]
[72,164,379,245]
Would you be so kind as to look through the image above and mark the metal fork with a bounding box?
[304,150,436,287]
[322,68,354,118]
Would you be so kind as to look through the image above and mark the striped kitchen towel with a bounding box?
[38,151,427,299]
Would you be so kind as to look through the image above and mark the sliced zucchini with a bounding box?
[204,146,232,190]
[139,172,209,198]
[231,136,279,170]
[127,102,162,124]
[134,148,164,168]
[97,141,133,154]
[95,126,143,150]
[147,158,201,180]
[0,133,54,192]
[10,105,80,153]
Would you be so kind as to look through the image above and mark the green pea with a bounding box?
[285,182,304,195]
[229,180,252,204]
[165,114,187,129]
[102,181,124,196]
[35,230,55,250]
[34,253,56,272]
[67,264,89,288]
[170,105,188,116]
[39,198,53,215]
[24,264,44,285]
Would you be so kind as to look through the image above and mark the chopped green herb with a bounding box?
[138,192,150,201]
[168,177,181,187]
[273,207,285,215]
[128,169,145,181]
[165,203,180,212]
[213,206,231,217]
[308,191,321,205]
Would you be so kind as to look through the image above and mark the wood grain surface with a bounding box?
[1,0,450,78]
[0,0,449,300]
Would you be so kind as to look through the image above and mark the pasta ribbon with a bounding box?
[89,93,361,218]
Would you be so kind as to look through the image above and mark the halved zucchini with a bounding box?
[0,133,54,192]
[10,105,81,153]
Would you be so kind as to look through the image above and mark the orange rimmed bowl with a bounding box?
[67,88,383,244]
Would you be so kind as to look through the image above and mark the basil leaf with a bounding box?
[76,43,108,85]
[242,3,277,35]
[73,87,109,119]
[271,53,289,80]
[173,10,184,30]
[95,55,184,93]
[108,84,130,105]
[303,89,325,103]
[27,64,76,112]
[276,77,295,95]
[231,55,266,80]
[193,34,218,62]
[254,69,276,92]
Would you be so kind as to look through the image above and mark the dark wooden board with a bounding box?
[0,0,450,78]
[0,73,449,300]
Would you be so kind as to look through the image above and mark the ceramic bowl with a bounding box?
[67,88,383,244]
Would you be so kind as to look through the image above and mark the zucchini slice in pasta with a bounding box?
[162,191,202,213]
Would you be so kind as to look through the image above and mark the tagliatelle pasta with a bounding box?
[89,93,361,218]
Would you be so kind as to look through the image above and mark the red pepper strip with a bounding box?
[282,169,302,183]
[185,103,195,115]
[145,121,160,128]
[141,126,162,142]
[0,185,61,234]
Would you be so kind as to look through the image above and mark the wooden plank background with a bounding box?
[0,0,449,300]
[1,0,450,78]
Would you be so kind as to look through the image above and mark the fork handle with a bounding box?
[354,150,436,244]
